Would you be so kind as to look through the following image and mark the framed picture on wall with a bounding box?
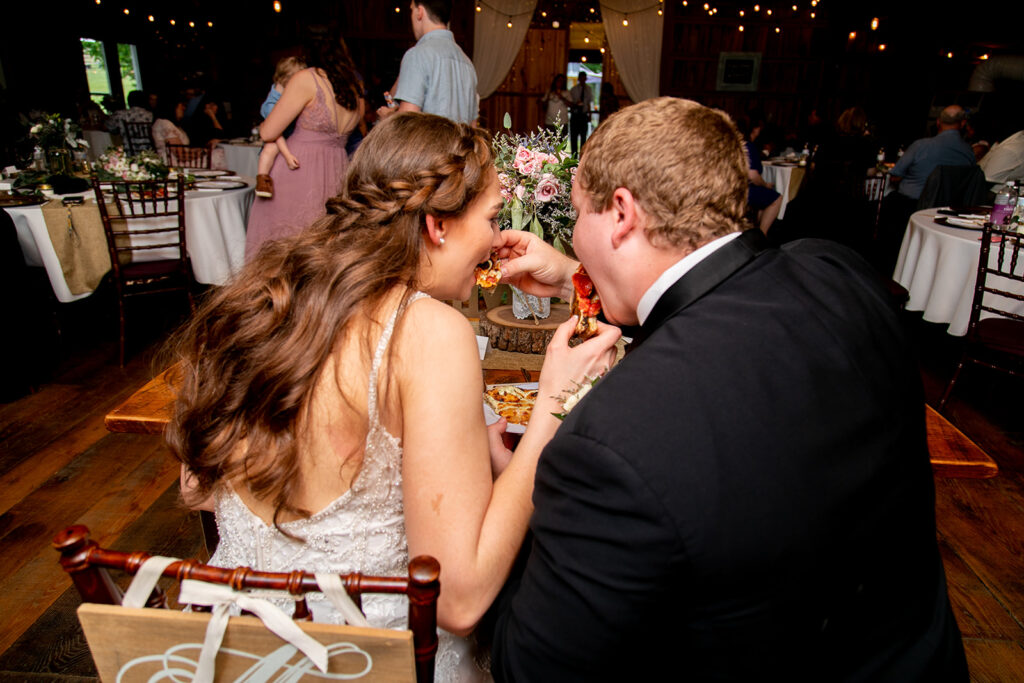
[717,52,761,91]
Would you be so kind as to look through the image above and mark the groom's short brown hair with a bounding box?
[576,97,750,251]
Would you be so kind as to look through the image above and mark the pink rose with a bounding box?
[515,146,531,164]
[519,158,540,175]
[534,175,559,203]
[514,184,526,200]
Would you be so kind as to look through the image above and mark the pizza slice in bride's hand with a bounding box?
[570,265,602,341]
[475,252,502,289]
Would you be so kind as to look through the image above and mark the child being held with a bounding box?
[256,56,307,199]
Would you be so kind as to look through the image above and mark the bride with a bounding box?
[166,112,619,681]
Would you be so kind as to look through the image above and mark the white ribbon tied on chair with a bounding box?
[177,579,330,680]
[121,559,376,683]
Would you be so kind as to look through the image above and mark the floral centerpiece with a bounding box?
[29,114,88,152]
[492,113,577,254]
[29,113,89,175]
[94,147,170,182]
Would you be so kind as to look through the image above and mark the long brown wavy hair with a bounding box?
[165,113,493,529]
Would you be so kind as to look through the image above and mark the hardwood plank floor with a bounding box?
[0,281,1022,680]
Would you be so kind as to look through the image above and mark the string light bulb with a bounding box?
[170,18,176,25]
[600,47,605,53]
[95,0,100,4]
[273,1,282,12]
[207,20,213,26]
[946,51,953,58]
[703,2,709,8]
[541,10,546,16]
[810,12,815,18]
[878,44,886,51]
[792,4,797,10]
[739,24,744,31]
[590,6,596,12]
[871,17,878,30]
[980,53,989,60]
[622,16,629,26]
[552,20,559,27]
[476,4,481,11]
[775,26,781,33]
[148,14,154,21]
[123,8,129,14]
[848,31,856,39]
[507,19,513,28]
[581,56,587,62]
[739,10,744,16]
[658,8,663,14]
[754,4,760,11]
[766,8,772,16]
[584,36,590,43]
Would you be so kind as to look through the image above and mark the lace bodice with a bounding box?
[297,68,343,135]
[209,292,487,681]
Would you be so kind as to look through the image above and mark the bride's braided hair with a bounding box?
[165,113,493,531]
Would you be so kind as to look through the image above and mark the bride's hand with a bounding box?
[486,417,514,477]
[534,316,620,421]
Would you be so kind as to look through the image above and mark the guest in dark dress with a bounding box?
[780,106,878,256]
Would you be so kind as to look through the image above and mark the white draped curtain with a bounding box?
[473,0,537,99]
[600,1,664,103]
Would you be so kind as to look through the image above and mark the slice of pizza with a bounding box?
[570,265,602,341]
[484,385,538,426]
[475,253,502,289]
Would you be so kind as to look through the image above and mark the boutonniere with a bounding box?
[552,374,602,420]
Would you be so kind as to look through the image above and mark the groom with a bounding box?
[490,98,967,681]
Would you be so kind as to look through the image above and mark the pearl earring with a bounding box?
[439,237,445,246]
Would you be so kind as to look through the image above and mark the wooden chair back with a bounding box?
[167,144,212,169]
[91,176,193,365]
[864,174,889,237]
[938,222,1024,409]
[54,525,440,682]
[123,121,155,155]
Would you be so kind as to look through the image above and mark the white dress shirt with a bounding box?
[636,231,743,325]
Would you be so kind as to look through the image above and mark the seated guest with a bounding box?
[778,106,877,255]
[167,112,618,682]
[979,128,1024,185]
[889,105,975,202]
[105,90,153,151]
[152,99,227,169]
[877,105,976,270]
[188,98,227,149]
[736,115,782,234]
[489,97,968,681]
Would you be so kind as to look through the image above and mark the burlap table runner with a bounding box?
[40,198,113,295]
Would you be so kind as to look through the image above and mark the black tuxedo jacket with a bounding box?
[490,231,966,681]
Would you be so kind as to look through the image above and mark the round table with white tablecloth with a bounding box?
[5,178,254,303]
[760,161,805,220]
[218,142,262,179]
[893,209,1024,336]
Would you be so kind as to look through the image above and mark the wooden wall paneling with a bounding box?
[480,28,567,134]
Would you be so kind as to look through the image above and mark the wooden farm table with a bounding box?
[105,366,999,480]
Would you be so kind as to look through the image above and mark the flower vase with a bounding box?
[511,285,551,320]
[46,148,72,175]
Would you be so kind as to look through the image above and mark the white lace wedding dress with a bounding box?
[209,292,489,682]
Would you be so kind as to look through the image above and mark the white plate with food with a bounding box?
[483,382,539,434]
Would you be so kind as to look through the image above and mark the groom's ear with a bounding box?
[609,187,640,249]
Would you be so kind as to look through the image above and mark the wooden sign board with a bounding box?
[78,604,415,682]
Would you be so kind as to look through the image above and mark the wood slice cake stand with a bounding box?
[480,303,571,354]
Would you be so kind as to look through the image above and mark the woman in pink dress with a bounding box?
[245,45,363,260]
